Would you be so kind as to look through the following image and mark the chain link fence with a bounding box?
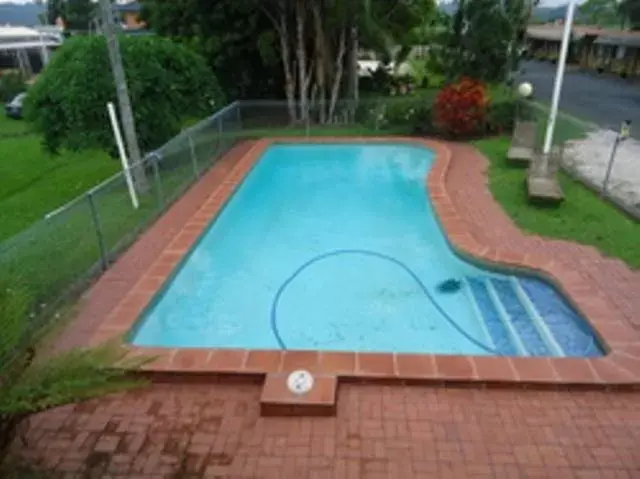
[237,96,436,137]
[4,94,635,367]
[0,95,441,366]
[521,100,640,219]
[0,101,242,367]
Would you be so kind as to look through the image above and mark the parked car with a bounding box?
[5,92,26,120]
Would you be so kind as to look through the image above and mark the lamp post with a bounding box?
[541,0,578,157]
[516,81,533,122]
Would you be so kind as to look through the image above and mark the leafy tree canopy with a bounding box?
[442,0,529,83]
[47,0,95,31]
[619,0,640,29]
[579,0,625,27]
[26,35,225,154]
[140,0,283,98]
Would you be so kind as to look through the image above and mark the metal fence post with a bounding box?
[87,191,108,271]
[601,136,620,197]
[188,134,199,179]
[217,116,223,154]
[150,153,164,209]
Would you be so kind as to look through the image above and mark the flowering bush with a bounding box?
[433,78,488,138]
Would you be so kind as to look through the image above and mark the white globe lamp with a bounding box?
[517,82,533,99]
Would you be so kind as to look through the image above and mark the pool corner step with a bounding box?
[483,279,529,356]
[260,373,338,417]
[509,277,565,357]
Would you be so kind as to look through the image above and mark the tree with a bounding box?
[258,0,433,123]
[140,0,282,99]
[140,0,433,122]
[64,0,96,31]
[579,0,625,27]
[502,0,537,83]
[441,0,530,84]
[47,0,64,25]
[258,0,298,120]
[619,0,640,29]
[25,35,225,154]
[46,0,96,31]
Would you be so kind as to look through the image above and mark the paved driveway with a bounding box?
[519,60,640,136]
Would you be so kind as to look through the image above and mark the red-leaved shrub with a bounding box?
[433,78,488,137]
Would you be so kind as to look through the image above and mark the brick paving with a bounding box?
[446,143,640,333]
[6,384,640,477]
[4,139,639,477]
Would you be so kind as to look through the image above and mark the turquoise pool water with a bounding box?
[131,144,603,357]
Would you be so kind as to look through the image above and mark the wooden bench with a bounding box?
[526,147,564,205]
[507,121,537,165]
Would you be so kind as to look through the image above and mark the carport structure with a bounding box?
[0,26,62,77]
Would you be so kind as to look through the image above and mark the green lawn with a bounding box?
[526,101,593,145]
[0,114,32,138]
[473,137,639,269]
[0,133,119,241]
[0,133,230,305]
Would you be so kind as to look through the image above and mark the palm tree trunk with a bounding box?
[281,19,297,123]
[312,0,327,124]
[260,2,297,123]
[350,22,359,104]
[328,25,347,121]
[296,0,310,122]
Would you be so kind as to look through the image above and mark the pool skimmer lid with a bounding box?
[287,370,314,395]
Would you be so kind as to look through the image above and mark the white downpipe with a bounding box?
[107,102,139,209]
[38,33,50,65]
[541,0,577,155]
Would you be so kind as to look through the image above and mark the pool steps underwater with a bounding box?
[465,276,602,357]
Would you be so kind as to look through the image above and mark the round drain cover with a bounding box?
[287,370,314,395]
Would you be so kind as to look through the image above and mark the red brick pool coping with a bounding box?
[88,137,640,390]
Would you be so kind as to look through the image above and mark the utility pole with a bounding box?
[541,0,577,158]
[98,0,148,190]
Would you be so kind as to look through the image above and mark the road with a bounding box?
[518,61,640,136]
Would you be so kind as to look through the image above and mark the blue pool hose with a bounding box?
[269,249,501,355]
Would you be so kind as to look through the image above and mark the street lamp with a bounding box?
[541,0,578,157]
[517,82,533,99]
[516,82,533,121]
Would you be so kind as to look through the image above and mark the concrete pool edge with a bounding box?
[88,137,640,390]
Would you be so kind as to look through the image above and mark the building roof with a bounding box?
[595,35,640,48]
[113,1,142,13]
[527,25,640,45]
[0,26,61,51]
[0,26,39,39]
[527,25,593,41]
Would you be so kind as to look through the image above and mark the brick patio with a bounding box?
[4,138,639,477]
[6,384,640,477]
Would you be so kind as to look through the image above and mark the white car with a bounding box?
[4,92,26,119]
[357,60,414,77]
[357,60,391,77]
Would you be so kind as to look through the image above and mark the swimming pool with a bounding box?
[130,143,603,357]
